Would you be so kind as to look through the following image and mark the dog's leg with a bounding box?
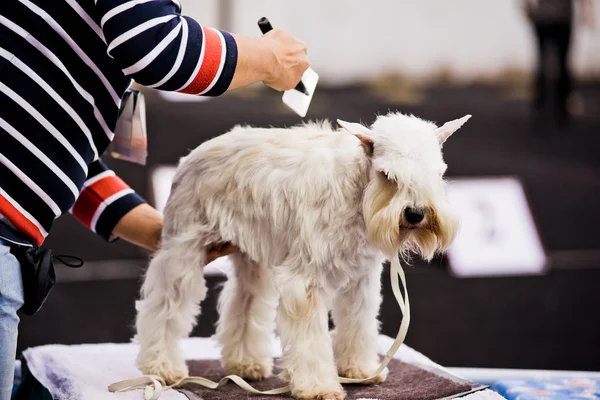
[332,261,387,384]
[134,238,207,384]
[214,253,277,380]
[275,274,345,400]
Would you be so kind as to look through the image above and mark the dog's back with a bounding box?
[162,121,372,268]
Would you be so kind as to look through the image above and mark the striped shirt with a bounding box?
[0,0,238,246]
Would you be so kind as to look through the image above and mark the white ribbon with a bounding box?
[108,254,410,399]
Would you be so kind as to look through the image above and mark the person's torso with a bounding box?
[0,0,132,243]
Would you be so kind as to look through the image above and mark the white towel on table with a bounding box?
[22,335,504,399]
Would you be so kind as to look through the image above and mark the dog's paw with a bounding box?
[292,385,346,400]
[224,361,272,381]
[278,368,291,381]
[140,362,188,385]
[339,365,388,385]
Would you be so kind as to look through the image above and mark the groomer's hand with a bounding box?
[112,203,240,261]
[229,30,309,92]
[206,242,239,263]
[261,29,309,91]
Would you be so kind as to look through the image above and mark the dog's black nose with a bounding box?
[404,207,425,224]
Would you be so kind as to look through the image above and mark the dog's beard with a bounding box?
[402,204,458,261]
[363,174,402,256]
[363,174,459,261]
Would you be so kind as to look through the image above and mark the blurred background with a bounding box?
[17,0,600,373]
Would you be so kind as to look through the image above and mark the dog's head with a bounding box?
[338,112,470,261]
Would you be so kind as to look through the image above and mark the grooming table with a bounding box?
[14,335,503,400]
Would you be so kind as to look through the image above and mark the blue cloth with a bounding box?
[0,238,24,400]
[491,378,600,399]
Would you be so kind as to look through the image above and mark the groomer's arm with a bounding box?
[70,160,237,260]
[70,160,149,244]
[112,204,238,262]
[96,0,309,95]
[111,203,162,252]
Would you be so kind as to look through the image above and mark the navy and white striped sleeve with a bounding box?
[70,159,146,242]
[95,0,238,97]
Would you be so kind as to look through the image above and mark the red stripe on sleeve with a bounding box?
[0,194,45,245]
[71,175,130,229]
[71,190,101,229]
[178,27,222,95]
[87,175,129,201]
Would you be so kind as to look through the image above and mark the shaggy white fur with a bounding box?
[133,111,471,400]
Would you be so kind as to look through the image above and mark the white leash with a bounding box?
[108,255,410,399]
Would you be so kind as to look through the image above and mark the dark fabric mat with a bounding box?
[177,358,483,400]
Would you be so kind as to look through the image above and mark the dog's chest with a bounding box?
[323,243,382,290]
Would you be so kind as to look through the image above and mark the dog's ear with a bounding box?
[435,114,471,144]
[337,119,374,156]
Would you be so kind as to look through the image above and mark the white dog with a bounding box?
[133,111,470,400]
